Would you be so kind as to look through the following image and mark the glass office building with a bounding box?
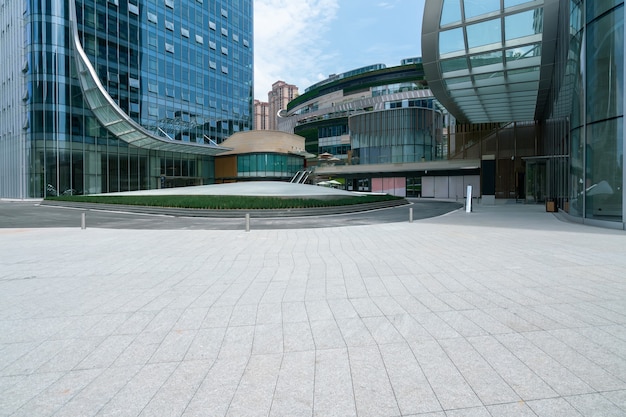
[0,0,253,198]
[423,0,625,228]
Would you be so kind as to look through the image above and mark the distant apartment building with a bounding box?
[268,81,298,130]
[254,100,270,130]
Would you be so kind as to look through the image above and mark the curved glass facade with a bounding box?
[567,2,624,223]
[1,0,252,198]
[423,0,550,123]
[350,107,443,165]
[424,0,625,227]
[236,154,303,178]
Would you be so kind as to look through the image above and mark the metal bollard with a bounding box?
[245,213,250,232]
[81,212,86,230]
[409,207,413,223]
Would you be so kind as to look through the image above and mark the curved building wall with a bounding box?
[568,1,624,224]
[1,0,253,198]
[278,63,436,161]
[350,107,443,165]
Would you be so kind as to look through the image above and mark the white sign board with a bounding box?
[466,185,473,213]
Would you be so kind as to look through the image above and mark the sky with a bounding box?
[253,0,425,100]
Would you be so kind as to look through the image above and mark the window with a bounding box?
[243,39,249,47]
[129,77,140,88]
[165,0,173,8]
[195,34,203,44]
[181,27,189,37]
[149,106,158,116]
[221,27,228,36]
[233,33,239,42]
[221,8,227,18]
[165,42,174,53]
[209,60,216,69]
[165,20,174,31]
[209,41,216,50]
[221,46,228,55]
[221,65,228,74]
[209,21,216,30]
[148,82,158,93]
[147,11,157,23]
[128,3,139,14]
[166,87,175,97]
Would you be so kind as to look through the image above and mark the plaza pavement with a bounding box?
[1,202,626,417]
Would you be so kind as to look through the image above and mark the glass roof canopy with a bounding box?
[422,0,559,123]
[68,0,230,156]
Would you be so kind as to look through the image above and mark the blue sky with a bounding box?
[253,0,425,100]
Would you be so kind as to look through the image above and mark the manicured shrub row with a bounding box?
[46,194,402,210]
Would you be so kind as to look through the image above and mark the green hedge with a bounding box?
[46,194,402,210]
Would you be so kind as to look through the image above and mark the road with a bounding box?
[0,199,463,230]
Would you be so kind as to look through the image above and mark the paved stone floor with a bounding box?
[1,203,625,417]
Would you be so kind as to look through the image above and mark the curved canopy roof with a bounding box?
[68,0,230,156]
[422,0,559,123]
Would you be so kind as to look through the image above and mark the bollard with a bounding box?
[245,213,250,232]
[409,207,413,223]
[81,212,86,229]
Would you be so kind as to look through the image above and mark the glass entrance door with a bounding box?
[525,160,547,203]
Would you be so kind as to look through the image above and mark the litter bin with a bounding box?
[546,199,556,212]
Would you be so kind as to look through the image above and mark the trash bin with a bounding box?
[546,199,556,212]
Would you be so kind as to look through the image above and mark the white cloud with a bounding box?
[253,0,339,100]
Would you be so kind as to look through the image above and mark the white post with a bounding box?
[409,207,413,223]
[245,213,250,232]
[81,212,86,229]
[466,185,473,213]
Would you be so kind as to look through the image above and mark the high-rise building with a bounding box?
[253,99,269,130]
[422,0,625,228]
[268,80,297,130]
[0,0,253,198]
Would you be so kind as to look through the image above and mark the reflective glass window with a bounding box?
[587,0,622,23]
[440,56,468,73]
[504,0,535,8]
[440,0,462,26]
[585,118,623,222]
[463,0,500,19]
[505,9,543,41]
[474,71,503,81]
[466,18,501,49]
[439,27,465,54]
[586,6,624,123]
[469,51,502,68]
[444,76,471,87]
[505,44,541,62]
